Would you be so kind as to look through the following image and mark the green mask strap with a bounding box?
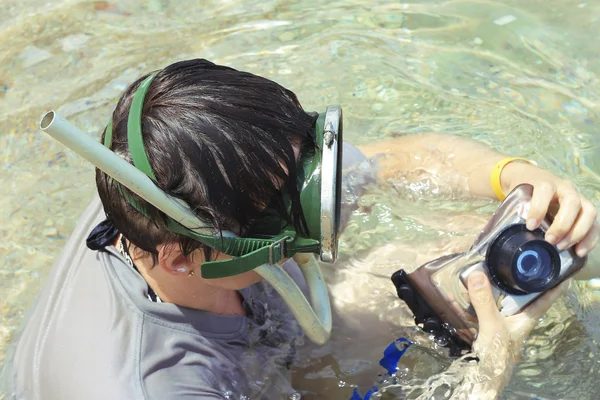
[104,120,113,148]
[127,73,158,181]
[113,73,320,278]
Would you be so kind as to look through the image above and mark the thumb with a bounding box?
[468,271,502,337]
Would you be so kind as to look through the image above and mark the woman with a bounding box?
[6,59,598,399]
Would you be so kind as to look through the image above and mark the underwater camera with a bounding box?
[391,184,587,356]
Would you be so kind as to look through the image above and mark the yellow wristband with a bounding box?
[490,157,537,201]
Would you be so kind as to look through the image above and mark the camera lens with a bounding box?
[486,224,561,294]
[516,246,552,279]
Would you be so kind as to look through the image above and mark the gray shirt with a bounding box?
[2,143,373,400]
[5,196,311,400]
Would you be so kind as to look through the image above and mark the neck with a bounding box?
[143,266,247,316]
[201,289,246,315]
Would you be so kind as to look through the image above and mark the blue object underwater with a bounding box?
[349,337,412,400]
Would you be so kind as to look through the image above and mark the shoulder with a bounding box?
[138,322,255,399]
[8,197,148,399]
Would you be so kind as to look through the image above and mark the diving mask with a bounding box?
[39,70,341,345]
[391,184,587,356]
[102,72,343,279]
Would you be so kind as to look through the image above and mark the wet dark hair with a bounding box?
[96,59,317,262]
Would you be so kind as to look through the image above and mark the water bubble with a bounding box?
[493,15,517,26]
[19,46,53,68]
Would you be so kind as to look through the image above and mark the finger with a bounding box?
[556,198,598,251]
[545,186,582,245]
[467,271,502,337]
[575,221,600,257]
[527,182,556,231]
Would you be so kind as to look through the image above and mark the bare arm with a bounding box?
[358,133,535,199]
[358,133,600,275]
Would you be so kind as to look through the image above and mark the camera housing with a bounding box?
[391,184,587,355]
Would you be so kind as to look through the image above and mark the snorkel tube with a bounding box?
[39,110,333,345]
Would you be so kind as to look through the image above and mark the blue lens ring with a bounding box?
[516,250,543,278]
[511,239,560,292]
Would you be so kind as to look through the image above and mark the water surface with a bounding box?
[2,0,600,398]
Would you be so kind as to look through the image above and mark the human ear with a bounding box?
[157,244,195,276]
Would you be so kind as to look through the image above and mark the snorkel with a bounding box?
[39,73,342,345]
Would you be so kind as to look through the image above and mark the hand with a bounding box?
[502,162,600,257]
[466,271,568,394]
